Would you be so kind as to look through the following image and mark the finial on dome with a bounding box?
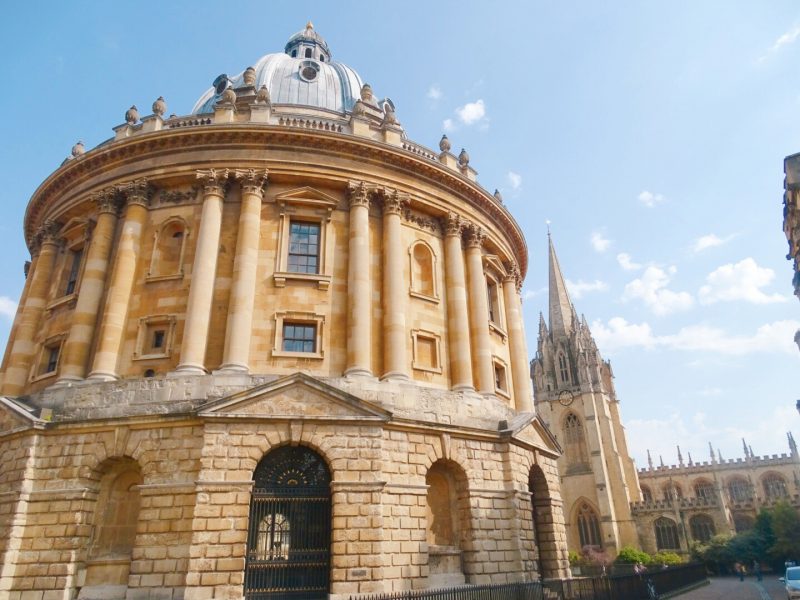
[256,85,271,105]
[71,141,85,157]
[221,87,237,105]
[382,102,398,126]
[439,134,451,153]
[152,96,167,117]
[360,84,374,103]
[243,67,256,86]
[125,105,139,125]
[458,148,470,167]
[306,21,314,30]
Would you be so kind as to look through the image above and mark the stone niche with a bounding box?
[426,460,467,587]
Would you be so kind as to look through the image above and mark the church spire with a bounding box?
[548,233,574,337]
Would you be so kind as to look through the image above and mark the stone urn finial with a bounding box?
[494,189,503,203]
[360,83,373,103]
[221,87,237,105]
[243,66,256,86]
[71,141,85,157]
[458,148,470,167]
[152,96,167,116]
[382,102,398,126]
[352,99,366,117]
[125,105,139,125]
[439,134,451,153]
[256,85,271,105]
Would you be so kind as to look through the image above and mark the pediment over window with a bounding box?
[198,372,392,421]
[0,397,47,434]
[275,186,339,213]
[482,254,508,278]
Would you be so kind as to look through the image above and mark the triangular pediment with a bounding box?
[483,254,508,278]
[0,397,45,435]
[198,372,392,422]
[503,412,562,457]
[275,186,339,211]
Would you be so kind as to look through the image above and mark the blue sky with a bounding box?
[0,2,798,466]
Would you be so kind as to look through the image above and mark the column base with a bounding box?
[344,367,373,378]
[86,371,119,382]
[52,375,84,387]
[214,363,250,375]
[171,364,208,376]
[379,371,410,382]
[451,383,476,393]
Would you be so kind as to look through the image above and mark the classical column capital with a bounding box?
[35,219,60,248]
[464,223,486,249]
[381,189,408,216]
[234,168,268,196]
[505,260,522,292]
[196,168,230,196]
[120,178,152,208]
[92,186,121,216]
[443,212,463,238]
[346,181,371,208]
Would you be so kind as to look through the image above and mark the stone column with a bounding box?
[57,190,120,382]
[345,182,372,377]
[1,221,60,395]
[0,257,38,384]
[220,169,267,373]
[503,264,533,411]
[443,213,473,391]
[380,190,408,380]
[464,224,494,394]
[89,180,150,380]
[176,169,227,374]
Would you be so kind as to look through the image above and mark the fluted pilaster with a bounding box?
[89,179,150,380]
[443,212,474,391]
[220,169,267,373]
[1,221,60,394]
[57,190,120,382]
[345,181,373,377]
[175,169,227,374]
[464,224,494,394]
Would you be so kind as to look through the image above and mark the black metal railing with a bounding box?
[350,563,707,600]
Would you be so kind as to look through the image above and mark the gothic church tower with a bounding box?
[531,235,641,556]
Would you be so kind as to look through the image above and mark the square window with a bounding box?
[45,346,59,374]
[411,329,442,374]
[134,316,176,360]
[282,323,316,353]
[494,361,508,394]
[152,330,165,350]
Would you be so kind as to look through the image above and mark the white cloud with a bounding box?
[522,287,547,302]
[442,118,454,132]
[623,266,693,315]
[507,171,522,191]
[0,296,16,320]
[591,317,800,356]
[565,279,608,299]
[759,24,800,62]
[590,232,611,253]
[692,233,734,253]
[637,190,665,208]
[616,253,642,271]
[455,99,486,125]
[427,85,442,100]
[698,258,787,305]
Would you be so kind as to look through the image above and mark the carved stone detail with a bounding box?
[159,188,198,204]
[196,169,230,196]
[463,223,485,249]
[443,212,463,237]
[381,190,407,216]
[120,178,152,207]
[403,208,441,234]
[93,187,120,215]
[234,169,269,196]
[347,181,371,208]
[505,260,522,291]
[35,220,60,248]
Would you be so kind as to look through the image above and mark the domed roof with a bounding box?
[192,23,364,116]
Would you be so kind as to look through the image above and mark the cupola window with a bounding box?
[305,48,312,58]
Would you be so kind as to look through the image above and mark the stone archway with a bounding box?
[529,464,557,580]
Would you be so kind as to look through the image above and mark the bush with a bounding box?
[568,550,583,566]
[649,551,684,566]
[615,546,651,564]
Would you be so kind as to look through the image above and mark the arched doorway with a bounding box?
[245,445,331,600]
[529,465,551,580]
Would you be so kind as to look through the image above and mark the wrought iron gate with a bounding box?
[245,446,332,600]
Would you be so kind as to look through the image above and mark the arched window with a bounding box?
[149,219,187,278]
[733,513,754,533]
[564,413,589,468]
[763,474,788,501]
[409,242,436,298]
[576,502,602,549]
[728,478,753,503]
[557,352,570,384]
[89,463,142,559]
[654,517,680,550]
[694,479,715,501]
[641,485,653,503]
[304,48,312,58]
[689,514,715,542]
[662,482,683,501]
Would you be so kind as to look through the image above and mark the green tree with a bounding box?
[770,501,800,565]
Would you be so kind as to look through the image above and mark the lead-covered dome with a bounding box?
[192,23,364,115]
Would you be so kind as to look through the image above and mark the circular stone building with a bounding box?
[0,24,568,600]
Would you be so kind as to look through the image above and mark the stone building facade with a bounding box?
[532,238,800,559]
[0,24,569,600]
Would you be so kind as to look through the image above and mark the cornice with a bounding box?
[24,125,528,277]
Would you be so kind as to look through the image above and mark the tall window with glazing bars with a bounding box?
[288,221,320,274]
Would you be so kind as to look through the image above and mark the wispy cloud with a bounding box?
[699,258,787,305]
[617,252,642,271]
[443,98,488,131]
[758,24,800,63]
[507,171,522,191]
[566,279,609,299]
[0,296,16,320]
[692,233,734,253]
[522,287,547,302]
[590,232,611,253]
[623,265,693,315]
[638,190,665,208]
[427,85,442,100]
[591,316,800,355]
[443,118,454,132]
